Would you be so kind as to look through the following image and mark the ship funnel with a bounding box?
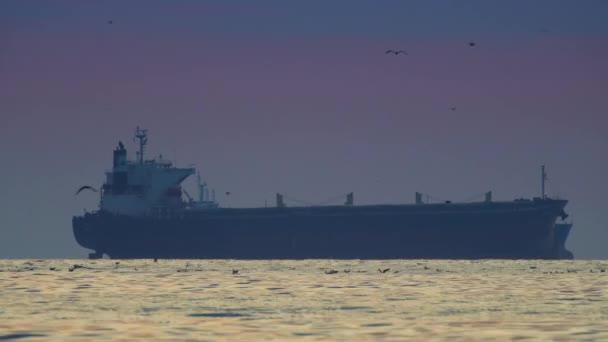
[113,141,127,170]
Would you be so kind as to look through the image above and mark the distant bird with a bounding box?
[378,268,391,274]
[232,269,239,275]
[385,49,407,55]
[468,42,476,47]
[343,269,351,273]
[225,192,231,196]
[69,264,86,272]
[76,185,98,195]
[108,20,113,24]
[449,107,456,111]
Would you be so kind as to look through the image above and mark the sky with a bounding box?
[0,0,607,258]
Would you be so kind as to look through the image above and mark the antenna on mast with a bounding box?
[134,126,148,165]
[541,165,548,199]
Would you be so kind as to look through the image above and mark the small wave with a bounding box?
[187,312,249,318]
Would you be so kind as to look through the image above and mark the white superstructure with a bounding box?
[100,127,217,217]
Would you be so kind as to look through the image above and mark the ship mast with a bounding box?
[197,172,207,202]
[134,126,148,165]
[541,165,547,199]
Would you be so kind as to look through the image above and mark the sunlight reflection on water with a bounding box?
[1,259,607,340]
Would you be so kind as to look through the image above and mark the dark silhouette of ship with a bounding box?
[73,128,572,259]
[555,223,574,259]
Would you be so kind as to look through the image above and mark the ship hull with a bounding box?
[555,223,574,259]
[73,200,569,259]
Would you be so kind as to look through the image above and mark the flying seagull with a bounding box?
[449,107,457,111]
[468,42,476,47]
[385,49,407,55]
[76,185,98,195]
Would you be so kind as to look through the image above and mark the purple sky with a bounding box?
[1,1,607,258]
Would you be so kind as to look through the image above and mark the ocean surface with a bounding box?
[1,259,607,341]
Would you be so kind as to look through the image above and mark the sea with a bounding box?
[1,259,607,341]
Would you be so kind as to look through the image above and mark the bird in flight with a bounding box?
[108,20,113,24]
[468,42,476,47]
[76,185,98,195]
[449,107,457,111]
[385,49,407,55]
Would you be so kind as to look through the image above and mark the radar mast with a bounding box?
[134,126,148,165]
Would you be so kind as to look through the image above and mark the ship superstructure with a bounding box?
[73,127,572,260]
[100,127,216,217]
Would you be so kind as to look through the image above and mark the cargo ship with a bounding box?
[73,127,571,259]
